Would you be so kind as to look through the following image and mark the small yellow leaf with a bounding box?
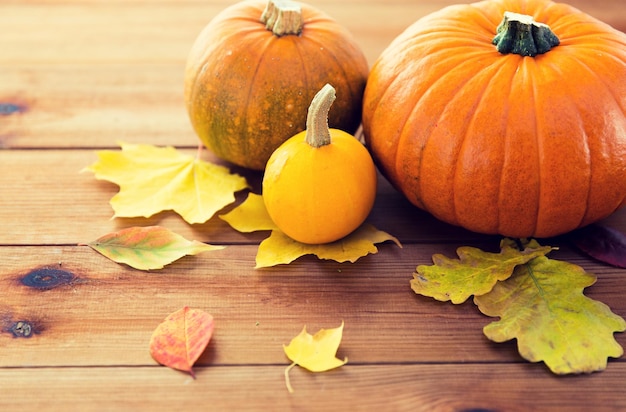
[255,224,401,268]
[283,322,347,393]
[83,142,249,224]
[219,193,278,232]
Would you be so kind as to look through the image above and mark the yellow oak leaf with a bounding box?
[220,193,401,268]
[411,238,554,304]
[474,251,626,374]
[283,322,347,393]
[83,142,249,224]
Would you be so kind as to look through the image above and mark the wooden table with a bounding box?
[1,0,625,410]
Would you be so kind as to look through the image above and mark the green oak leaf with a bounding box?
[411,239,554,303]
[474,254,626,374]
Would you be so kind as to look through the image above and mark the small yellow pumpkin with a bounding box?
[262,84,377,244]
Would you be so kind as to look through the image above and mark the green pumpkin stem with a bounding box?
[492,11,559,57]
[261,0,303,36]
[305,84,336,148]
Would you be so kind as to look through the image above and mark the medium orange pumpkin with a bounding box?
[362,0,626,238]
[184,0,369,170]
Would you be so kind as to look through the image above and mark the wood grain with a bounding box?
[0,148,502,245]
[2,0,625,149]
[2,245,622,368]
[1,364,625,411]
[1,149,625,245]
[1,0,626,410]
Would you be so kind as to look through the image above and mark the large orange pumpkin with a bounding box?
[362,0,626,238]
[185,0,369,170]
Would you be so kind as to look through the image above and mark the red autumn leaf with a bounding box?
[568,224,626,268]
[149,307,214,378]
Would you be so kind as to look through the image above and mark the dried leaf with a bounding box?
[474,252,626,374]
[221,193,401,267]
[219,193,278,232]
[283,322,347,393]
[411,239,554,303]
[83,142,249,224]
[568,224,626,268]
[255,224,401,268]
[149,307,214,378]
[87,226,223,270]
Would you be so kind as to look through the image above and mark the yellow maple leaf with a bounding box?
[83,142,249,224]
[219,192,278,232]
[219,193,401,267]
[283,322,347,393]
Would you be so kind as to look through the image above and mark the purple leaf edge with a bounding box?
[567,224,626,269]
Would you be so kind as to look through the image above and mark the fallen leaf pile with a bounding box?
[412,239,626,374]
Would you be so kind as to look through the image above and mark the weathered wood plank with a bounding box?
[0,149,504,245]
[0,364,624,411]
[1,245,624,367]
[1,0,623,66]
[0,1,446,65]
[0,244,506,367]
[2,0,625,150]
[2,148,625,245]
[4,148,624,245]
[0,65,197,149]
[1,1,626,409]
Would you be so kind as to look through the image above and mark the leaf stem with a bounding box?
[284,362,297,393]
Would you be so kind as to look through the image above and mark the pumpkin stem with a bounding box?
[492,11,559,57]
[305,84,336,148]
[261,0,303,36]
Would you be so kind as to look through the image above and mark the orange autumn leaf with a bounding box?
[87,226,224,270]
[149,307,214,378]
